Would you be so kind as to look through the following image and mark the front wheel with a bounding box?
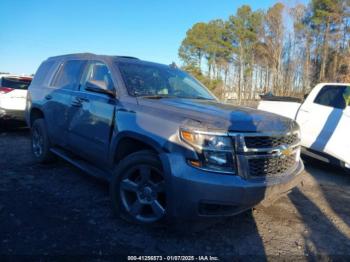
[110,150,167,224]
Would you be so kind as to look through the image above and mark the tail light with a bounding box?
[0,87,14,94]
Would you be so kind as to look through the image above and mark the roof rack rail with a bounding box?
[116,56,140,60]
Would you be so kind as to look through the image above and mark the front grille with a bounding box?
[248,154,296,178]
[244,134,299,149]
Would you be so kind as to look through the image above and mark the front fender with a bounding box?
[108,130,169,165]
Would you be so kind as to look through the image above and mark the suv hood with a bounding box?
[139,98,297,133]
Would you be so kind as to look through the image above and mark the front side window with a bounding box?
[314,85,350,110]
[51,60,86,89]
[81,62,114,91]
[117,62,215,100]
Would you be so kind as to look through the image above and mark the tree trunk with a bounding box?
[319,20,330,81]
[303,34,311,94]
[198,52,202,70]
[238,45,244,102]
[265,67,269,94]
[208,62,212,80]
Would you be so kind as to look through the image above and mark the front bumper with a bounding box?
[161,153,304,220]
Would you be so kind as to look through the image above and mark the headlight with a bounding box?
[180,129,236,174]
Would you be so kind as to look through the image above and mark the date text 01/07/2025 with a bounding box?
[127,255,220,261]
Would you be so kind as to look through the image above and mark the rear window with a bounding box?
[314,85,349,109]
[0,77,32,90]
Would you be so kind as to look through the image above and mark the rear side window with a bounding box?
[0,77,32,90]
[31,60,56,86]
[51,60,85,89]
[314,85,349,109]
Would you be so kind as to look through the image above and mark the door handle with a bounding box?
[300,108,309,113]
[71,97,89,107]
[71,100,82,107]
[45,95,52,100]
[78,97,89,102]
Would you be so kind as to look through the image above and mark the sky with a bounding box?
[0,0,306,74]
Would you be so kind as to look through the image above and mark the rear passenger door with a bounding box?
[67,61,117,165]
[44,60,86,147]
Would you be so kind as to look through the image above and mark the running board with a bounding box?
[50,147,111,181]
[301,147,342,166]
[301,147,330,163]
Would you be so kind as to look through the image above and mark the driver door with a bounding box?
[67,61,117,165]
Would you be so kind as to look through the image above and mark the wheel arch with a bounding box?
[29,107,45,127]
[110,131,167,166]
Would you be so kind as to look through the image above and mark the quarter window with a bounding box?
[51,60,85,89]
[314,85,350,109]
[31,60,55,86]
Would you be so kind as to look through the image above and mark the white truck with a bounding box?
[0,75,32,122]
[258,83,350,173]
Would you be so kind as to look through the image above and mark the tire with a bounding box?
[31,119,54,163]
[110,150,167,225]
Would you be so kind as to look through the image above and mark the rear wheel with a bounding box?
[31,119,54,163]
[110,150,167,224]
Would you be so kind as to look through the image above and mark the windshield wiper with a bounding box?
[137,94,215,100]
[177,95,214,100]
[191,96,214,100]
[138,95,176,99]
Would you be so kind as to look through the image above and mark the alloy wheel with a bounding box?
[120,164,166,223]
[32,127,44,157]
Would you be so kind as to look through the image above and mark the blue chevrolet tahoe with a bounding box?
[25,53,304,224]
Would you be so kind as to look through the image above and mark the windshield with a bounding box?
[1,77,32,90]
[117,62,216,100]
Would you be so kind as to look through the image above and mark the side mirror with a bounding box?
[85,80,115,97]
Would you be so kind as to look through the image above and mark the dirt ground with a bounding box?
[0,125,350,260]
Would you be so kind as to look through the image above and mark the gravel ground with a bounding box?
[0,126,350,260]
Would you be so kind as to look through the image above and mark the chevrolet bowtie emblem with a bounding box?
[281,148,293,157]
